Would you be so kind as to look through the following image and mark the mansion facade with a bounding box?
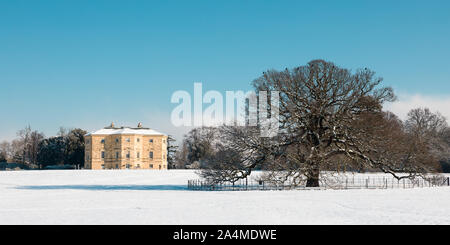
[84,123,168,170]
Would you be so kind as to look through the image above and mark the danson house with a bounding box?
[84,123,168,170]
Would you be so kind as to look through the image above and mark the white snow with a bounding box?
[85,127,166,136]
[0,170,449,225]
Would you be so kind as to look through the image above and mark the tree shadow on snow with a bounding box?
[15,185,188,191]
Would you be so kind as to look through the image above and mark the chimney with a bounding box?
[110,122,115,128]
[137,122,142,128]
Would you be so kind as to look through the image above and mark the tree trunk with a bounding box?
[306,170,320,187]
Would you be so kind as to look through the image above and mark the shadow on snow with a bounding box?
[15,185,188,191]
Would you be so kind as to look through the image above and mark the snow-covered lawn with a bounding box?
[0,170,449,225]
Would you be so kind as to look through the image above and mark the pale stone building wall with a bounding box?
[84,123,168,170]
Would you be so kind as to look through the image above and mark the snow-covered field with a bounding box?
[0,170,449,225]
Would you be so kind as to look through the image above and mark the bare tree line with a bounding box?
[0,126,44,166]
[0,126,86,169]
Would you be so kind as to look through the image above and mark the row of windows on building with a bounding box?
[99,163,166,169]
[87,151,165,160]
[86,138,165,144]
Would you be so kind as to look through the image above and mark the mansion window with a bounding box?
[149,152,153,159]
[101,151,105,159]
[101,139,105,144]
[149,139,153,143]
[116,152,119,159]
[137,152,140,158]
[149,164,153,168]
[126,151,130,158]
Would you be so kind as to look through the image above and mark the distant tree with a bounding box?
[166,135,178,169]
[174,141,189,169]
[16,125,32,164]
[15,126,44,166]
[35,128,86,168]
[0,141,12,162]
[10,139,24,163]
[405,108,447,139]
[64,128,86,168]
[37,137,66,168]
[0,152,7,163]
[443,127,450,145]
[405,108,450,172]
[28,131,45,166]
[442,128,450,171]
[57,127,70,138]
[185,127,217,166]
[172,127,220,169]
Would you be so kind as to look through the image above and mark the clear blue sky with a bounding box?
[1,0,450,142]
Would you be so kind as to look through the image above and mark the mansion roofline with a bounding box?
[85,122,167,136]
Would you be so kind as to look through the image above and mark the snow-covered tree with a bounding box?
[201,60,440,187]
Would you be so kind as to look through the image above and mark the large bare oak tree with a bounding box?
[200,60,439,187]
